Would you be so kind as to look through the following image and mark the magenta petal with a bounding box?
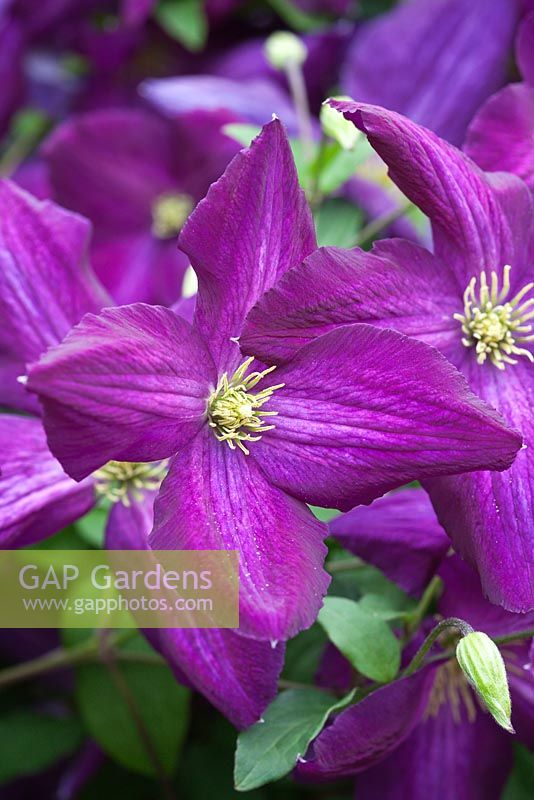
[241,241,460,364]
[342,0,516,146]
[297,669,435,780]
[332,100,534,289]
[28,305,214,480]
[330,489,450,597]
[106,492,284,729]
[426,360,534,612]
[0,179,109,365]
[464,83,534,192]
[356,700,512,800]
[180,118,316,371]
[150,429,330,641]
[517,12,534,84]
[0,416,94,547]
[253,325,521,511]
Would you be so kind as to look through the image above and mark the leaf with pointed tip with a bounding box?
[234,687,355,791]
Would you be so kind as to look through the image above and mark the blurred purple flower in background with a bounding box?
[465,11,534,192]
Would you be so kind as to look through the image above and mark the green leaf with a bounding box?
[308,505,341,522]
[282,625,327,683]
[155,0,207,51]
[75,637,190,777]
[265,0,330,31]
[318,596,401,682]
[0,709,83,784]
[234,687,355,791]
[75,504,108,548]
[314,198,363,248]
[504,745,534,800]
[223,123,262,148]
[316,141,369,195]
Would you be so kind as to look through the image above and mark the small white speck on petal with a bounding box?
[17,375,28,385]
[270,639,278,649]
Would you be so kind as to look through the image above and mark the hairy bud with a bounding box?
[456,631,513,733]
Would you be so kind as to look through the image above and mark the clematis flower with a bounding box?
[0,178,283,729]
[28,119,522,642]
[296,490,534,798]
[339,0,519,245]
[42,107,238,306]
[464,11,534,193]
[341,0,518,147]
[241,101,534,614]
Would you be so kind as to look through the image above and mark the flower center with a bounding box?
[207,357,284,455]
[425,660,478,724]
[151,192,193,239]
[454,265,534,369]
[93,460,168,506]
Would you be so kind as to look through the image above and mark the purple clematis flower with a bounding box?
[339,0,519,246]
[42,107,238,306]
[296,489,534,798]
[0,178,283,729]
[464,11,534,193]
[241,101,534,613]
[342,0,518,147]
[27,119,523,641]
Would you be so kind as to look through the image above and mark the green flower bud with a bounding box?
[264,31,308,71]
[320,98,361,150]
[456,631,514,733]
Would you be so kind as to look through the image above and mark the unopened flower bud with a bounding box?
[264,31,307,71]
[320,98,360,150]
[456,631,514,733]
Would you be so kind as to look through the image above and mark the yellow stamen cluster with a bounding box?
[93,460,168,506]
[207,357,284,455]
[454,265,534,369]
[151,192,193,239]
[425,659,478,724]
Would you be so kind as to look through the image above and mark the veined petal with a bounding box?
[0,179,109,365]
[179,118,316,371]
[464,83,534,193]
[149,428,330,641]
[0,416,94,547]
[105,494,284,729]
[342,0,516,145]
[507,643,534,750]
[330,489,450,597]
[241,241,460,364]
[331,100,534,290]
[356,698,512,800]
[252,325,521,511]
[297,669,435,780]
[28,305,215,480]
[426,359,534,612]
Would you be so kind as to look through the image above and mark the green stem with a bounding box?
[284,60,314,162]
[404,576,443,637]
[403,617,474,677]
[355,200,414,248]
[327,556,365,574]
[0,629,134,690]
